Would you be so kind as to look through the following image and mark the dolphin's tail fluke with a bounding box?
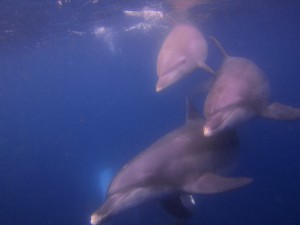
[209,36,228,59]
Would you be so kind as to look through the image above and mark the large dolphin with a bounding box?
[203,37,300,137]
[156,24,215,92]
[90,99,252,225]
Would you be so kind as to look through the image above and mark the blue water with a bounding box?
[0,1,300,225]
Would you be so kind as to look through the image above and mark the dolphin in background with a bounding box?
[90,98,252,225]
[156,24,215,92]
[203,37,300,137]
[167,0,211,12]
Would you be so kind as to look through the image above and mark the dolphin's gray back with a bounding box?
[107,119,239,197]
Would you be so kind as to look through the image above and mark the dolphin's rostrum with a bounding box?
[90,98,252,225]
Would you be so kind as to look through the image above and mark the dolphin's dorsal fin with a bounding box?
[209,36,228,59]
[186,97,200,121]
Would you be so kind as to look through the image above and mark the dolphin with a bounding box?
[90,99,252,225]
[167,0,211,11]
[156,24,215,92]
[203,37,300,137]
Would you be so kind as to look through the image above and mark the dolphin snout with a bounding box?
[90,213,102,225]
[156,74,175,92]
[203,126,213,137]
[156,85,162,92]
[156,79,165,92]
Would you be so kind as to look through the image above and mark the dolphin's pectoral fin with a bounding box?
[262,102,300,120]
[198,62,215,75]
[183,173,253,194]
[160,194,195,219]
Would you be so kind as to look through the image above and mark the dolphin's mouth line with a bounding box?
[159,55,186,78]
[205,109,230,129]
[105,193,129,217]
[209,101,250,123]
[91,191,131,225]
[204,105,240,136]
[210,101,247,116]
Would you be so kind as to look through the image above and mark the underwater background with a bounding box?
[0,0,300,225]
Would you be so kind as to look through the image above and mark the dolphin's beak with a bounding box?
[156,76,170,92]
[90,214,102,225]
[156,80,163,92]
[156,85,162,92]
[203,126,212,137]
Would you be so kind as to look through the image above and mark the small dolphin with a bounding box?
[156,24,215,92]
[203,37,300,137]
[90,99,252,225]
